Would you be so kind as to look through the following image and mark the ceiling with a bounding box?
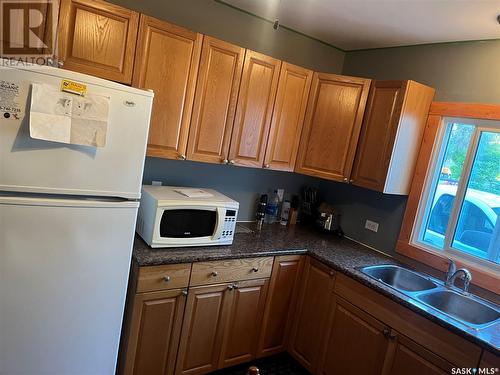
[221,0,500,50]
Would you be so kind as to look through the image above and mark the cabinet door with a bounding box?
[350,81,406,191]
[175,283,232,375]
[289,257,336,373]
[263,63,312,172]
[257,255,303,357]
[382,334,453,375]
[133,15,202,160]
[58,0,139,83]
[218,278,270,368]
[122,289,187,375]
[187,36,245,164]
[295,72,371,181]
[319,296,390,375]
[228,50,281,168]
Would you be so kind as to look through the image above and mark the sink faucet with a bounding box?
[445,260,472,293]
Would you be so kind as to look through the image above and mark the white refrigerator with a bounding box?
[0,61,153,374]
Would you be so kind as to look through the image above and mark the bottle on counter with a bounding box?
[265,190,279,224]
[280,201,291,225]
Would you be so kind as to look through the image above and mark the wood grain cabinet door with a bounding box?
[263,63,312,171]
[288,257,336,373]
[187,37,245,165]
[382,334,453,375]
[295,72,371,182]
[318,296,390,375]
[121,289,187,375]
[133,15,202,160]
[58,0,139,83]
[350,81,406,191]
[228,50,281,168]
[175,283,232,375]
[218,278,270,369]
[257,255,304,357]
[351,80,434,194]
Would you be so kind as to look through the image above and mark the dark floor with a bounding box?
[213,353,310,375]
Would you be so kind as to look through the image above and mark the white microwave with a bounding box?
[136,185,239,248]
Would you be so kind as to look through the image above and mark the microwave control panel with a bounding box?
[221,209,237,239]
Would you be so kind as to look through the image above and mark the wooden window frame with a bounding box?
[397,102,500,294]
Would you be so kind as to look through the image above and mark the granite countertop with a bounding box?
[133,223,500,355]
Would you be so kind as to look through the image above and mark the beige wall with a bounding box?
[343,40,500,103]
[109,0,345,73]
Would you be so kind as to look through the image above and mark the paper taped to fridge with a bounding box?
[29,83,110,147]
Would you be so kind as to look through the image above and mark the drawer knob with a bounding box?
[233,283,239,289]
[229,160,235,165]
[163,276,171,282]
[251,267,259,273]
[227,284,234,291]
[181,289,188,296]
[211,271,219,277]
[222,159,229,164]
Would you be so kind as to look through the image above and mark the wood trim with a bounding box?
[429,102,500,120]
[396,102,500,294]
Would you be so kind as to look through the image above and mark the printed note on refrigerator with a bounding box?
[29,83,110,147]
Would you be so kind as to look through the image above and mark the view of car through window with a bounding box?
[419,122,500,265]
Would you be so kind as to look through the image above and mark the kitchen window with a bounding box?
[397,103,500,293]
[413,119,500,267]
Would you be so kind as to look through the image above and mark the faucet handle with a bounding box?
[446,259,456,276]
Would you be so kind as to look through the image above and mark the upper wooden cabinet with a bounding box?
[133,15,202,160]
[58,0,139,83]
[351,80,435,194]
[186,37,245,164]
[295,72,371,182]
[263,63,313,172]
[228,50,281,168]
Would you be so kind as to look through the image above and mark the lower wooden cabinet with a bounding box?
[175,283,231,375]
[318,296,390,375]
[257,255,304,357]
[383,334,453,375]
[176,279,270,375]
[121,289,187,375]
[218,279,270,368]
[289,257,336,373]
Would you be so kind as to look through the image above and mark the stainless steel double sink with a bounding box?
[359,264,500,329]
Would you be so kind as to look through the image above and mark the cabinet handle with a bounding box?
[329,270,335,277]
[181,289,188,296]
[58,60,64,68]
[343,177,348,183]
[233,283,239,289]
[163,276,171,282]
[251,267,259,273]
[211,271,219,277]
[222,159,229,164]
[383,328,396,340]
[227,284,234,291]
[178,154,186,160]
[263,164,270,168]
[349,179,354,183]
[229,160,235,165]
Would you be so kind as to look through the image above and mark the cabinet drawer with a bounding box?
[137,264,191,293]
[190,257,274,286]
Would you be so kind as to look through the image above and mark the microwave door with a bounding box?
[158,207,218,239]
